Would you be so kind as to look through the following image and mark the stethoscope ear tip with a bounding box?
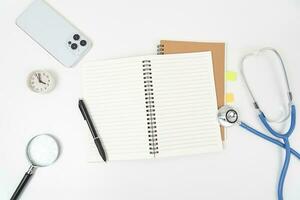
[218,105,239,127]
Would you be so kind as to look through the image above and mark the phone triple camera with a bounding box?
[68,34,87,50]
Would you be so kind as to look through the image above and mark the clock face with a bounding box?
[28,71,55,93]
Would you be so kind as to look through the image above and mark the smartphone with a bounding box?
[16,0,92,67]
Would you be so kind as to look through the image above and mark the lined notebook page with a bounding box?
[150,52,223,157]
[82,58,151,161]
[81,52,222,162]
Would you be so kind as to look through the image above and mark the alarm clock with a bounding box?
[28,70,56,94]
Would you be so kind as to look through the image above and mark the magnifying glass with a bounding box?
[11,134,60,200]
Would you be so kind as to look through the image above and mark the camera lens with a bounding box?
[80,40,87,46]
[73,34,80,41]
[71,43,78,50]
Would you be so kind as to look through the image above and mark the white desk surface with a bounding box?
[1,0,300,199]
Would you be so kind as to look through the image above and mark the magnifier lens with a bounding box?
[26,135,60,167]
[11,135,60,200]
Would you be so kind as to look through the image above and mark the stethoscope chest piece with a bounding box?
[218,105,239,127]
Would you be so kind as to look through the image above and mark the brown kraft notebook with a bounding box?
[157,40,225,141]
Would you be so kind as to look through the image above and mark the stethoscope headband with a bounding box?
[240,47,293,123]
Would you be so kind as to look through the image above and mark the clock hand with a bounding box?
[38,73,42,82]
[35,73,42,82]
[35,73,46,84]
[40,80,47,84]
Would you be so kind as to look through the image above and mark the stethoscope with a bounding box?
[218,48,298,200]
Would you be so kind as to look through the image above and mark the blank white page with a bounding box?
[150,52,223,158]
[82,57,151,161]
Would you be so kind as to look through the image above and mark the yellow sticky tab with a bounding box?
[226,93,235,103]
[226,71,237,81]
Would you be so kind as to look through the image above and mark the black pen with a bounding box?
[79,99,107,162]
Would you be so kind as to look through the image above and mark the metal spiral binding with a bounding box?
[157,44,165,55]
[142,60,159,156]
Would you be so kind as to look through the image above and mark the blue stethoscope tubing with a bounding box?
[239,105,296,200]
[239,48,298,200]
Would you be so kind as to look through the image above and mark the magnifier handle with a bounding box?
[11,166,35,200]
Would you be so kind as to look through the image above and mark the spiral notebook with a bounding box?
[81,52,223,162]
[157,40,226,141]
